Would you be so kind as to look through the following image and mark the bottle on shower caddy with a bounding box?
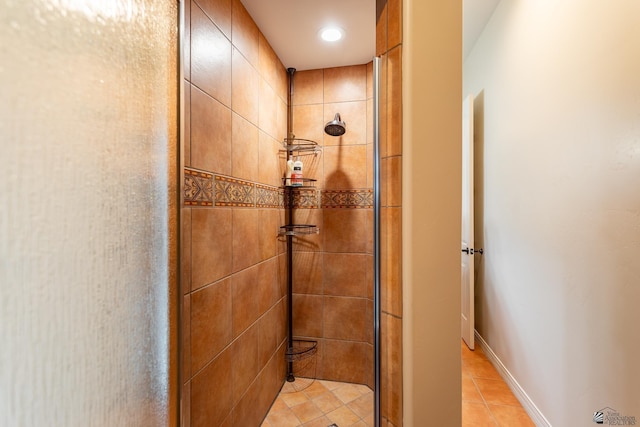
[286,159,294,186]
[291,157,303,186]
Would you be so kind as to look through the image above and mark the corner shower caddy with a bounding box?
[279,69,321,383]
[279,137,321,382]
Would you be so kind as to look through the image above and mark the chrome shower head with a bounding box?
[324,113,346,136]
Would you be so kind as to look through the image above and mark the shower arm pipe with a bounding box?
[286,67,296,160]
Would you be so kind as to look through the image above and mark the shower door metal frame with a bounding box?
[373,56,382,427]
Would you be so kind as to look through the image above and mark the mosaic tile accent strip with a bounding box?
[255,184,280,208]
[184,167,373,210]
[215,176,254,207]
[321,189,373,209]
[283,188,320,209]
[184,168,214,206]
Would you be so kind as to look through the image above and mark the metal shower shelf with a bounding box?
[286,339,318,363]
[282,137,321,154]
[282,177,317,188]
[278,224,319,236]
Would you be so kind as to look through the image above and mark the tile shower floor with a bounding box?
[263,341,535,427]
[262,379,374,427]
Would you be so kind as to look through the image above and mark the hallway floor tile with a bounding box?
[462,340,535,427]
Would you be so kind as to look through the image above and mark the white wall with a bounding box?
[0,1,178,425]
[464,1,640,424]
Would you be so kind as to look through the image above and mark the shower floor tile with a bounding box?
[262,380,373,427]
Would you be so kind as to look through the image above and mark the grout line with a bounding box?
[470,375,500,426]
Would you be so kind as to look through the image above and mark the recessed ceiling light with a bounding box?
[319,27,344,42]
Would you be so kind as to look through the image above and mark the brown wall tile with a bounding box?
[258,33,287,101]
[231,0,259,68]
[258,304,279,366]
[366,299,374,346]
[387,156,402,207]
[321,340,369,384]
[323,253,367,297]
[380,157,389,207]
[291,208,323,252]
[232,352,279,427]
[323,145,367,190]
[292,69,323,105]
[231,322,261,402]
[183,380,191,427]
[231,48,259,125]
[191,279,232,373]
[387,46,402,157]
[191,347,233,427]
[323,296,367,341]
[232,208,260,272]
[365,254,374,300]
[190,86,232,175]
[292,251,324,295]
[387,0,402,49]
[258,209,279,261]
[293,104,324,145]
[258,131,282,187]
[259,78,283,140]
[191,3,231,106]
[195,0,231,39]
[184,0,191,81]
[182,208,192,295]
[385,313,403,427]
[231,112,259,182]
[274,298,287,346]
[257,258,279,313]
[323,65,367,104]
[366,208,374,255]
[184,80,192,167]
[183,294,192,380]
[323,209,368,253]
[367,142,374,189]
[387,207,402,317]
[378,53,388,159]
[191,208,232,291]
[366,61,374,100]
[292,294,323,338]
[231,264,260,337]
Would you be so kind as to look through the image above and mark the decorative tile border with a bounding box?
[256,184,280,208]
[184,169,214,206]
[184,168,373,210]
[214,176,254,207]
[284,189,320,209]
[321,189,373,209]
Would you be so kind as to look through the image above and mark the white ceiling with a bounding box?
[240,0,501,71]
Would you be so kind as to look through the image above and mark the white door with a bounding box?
[461,94,475,350]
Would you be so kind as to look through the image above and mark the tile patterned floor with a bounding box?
[263,342,535,427]
[262,379,373,427]
[462,340,536,426]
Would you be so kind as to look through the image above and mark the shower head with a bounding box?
[324,113,346,136]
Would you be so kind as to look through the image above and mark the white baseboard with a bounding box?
[474,331,553,427]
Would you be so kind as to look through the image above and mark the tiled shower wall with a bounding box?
[181,0,289,426]
[377,0,403,425]
[290,65,375,387]
[182,0,384,425]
